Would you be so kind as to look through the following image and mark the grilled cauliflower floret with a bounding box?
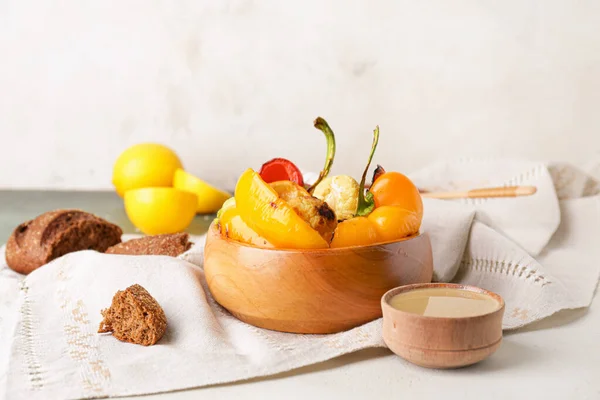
[269,181,337,243]
[312,175,360,221]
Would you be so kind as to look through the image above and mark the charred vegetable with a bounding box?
[269,181,337,242]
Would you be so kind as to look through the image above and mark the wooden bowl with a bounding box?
[203,223,433,334]
[381,283,505,369]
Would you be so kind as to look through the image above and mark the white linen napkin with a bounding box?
[1,159,599,400]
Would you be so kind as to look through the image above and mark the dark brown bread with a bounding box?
[105,233,192,257]
[5,209,123,274]
[98,284,167,346]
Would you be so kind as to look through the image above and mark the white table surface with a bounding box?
[129,291,600,400]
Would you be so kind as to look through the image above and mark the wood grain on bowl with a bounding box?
[203,222,434,334]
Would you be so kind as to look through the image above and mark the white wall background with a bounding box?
[1,1,599,190]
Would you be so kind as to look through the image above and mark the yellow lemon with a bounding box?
[173,168,231,214]
[113,143,183,197]
[124,187,197,235]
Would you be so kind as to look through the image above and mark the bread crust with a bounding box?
[105,233,192,257]
[5,209,123,274]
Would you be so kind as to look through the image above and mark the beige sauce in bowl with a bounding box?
[389,287,500,318]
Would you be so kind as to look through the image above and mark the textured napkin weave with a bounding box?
[1,159,599,399]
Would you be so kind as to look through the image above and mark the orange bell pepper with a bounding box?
[219,206,274,248]
[330,126,381,247]
[330,126,423,247]
[367,205,420,242]
[330,217,380,248]
[367,171,423,242]
[369,171,423,221]
[235,168,329,249]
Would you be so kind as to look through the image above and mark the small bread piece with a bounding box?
[98,284,167,346]
[105,233,192,257]
[6,209,123,275]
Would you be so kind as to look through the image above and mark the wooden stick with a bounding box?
[421,186,537,199]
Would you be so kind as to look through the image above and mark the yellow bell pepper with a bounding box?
[219,206,274,248]
[235,169,329,249]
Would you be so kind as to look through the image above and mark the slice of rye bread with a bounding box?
[105,233,192,257]
[6,209,123,274]
[98,284,167,346]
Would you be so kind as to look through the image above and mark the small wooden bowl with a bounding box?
[203,223,434,334]
[381,283,505,369]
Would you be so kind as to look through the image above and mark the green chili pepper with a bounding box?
[356,126,380,217]
[307,117,336,193]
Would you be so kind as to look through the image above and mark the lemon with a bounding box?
[124,187,197,235]
[173,168,231,214]
[113,143,183,197]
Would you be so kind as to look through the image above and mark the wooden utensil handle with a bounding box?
[422,186,537,199]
